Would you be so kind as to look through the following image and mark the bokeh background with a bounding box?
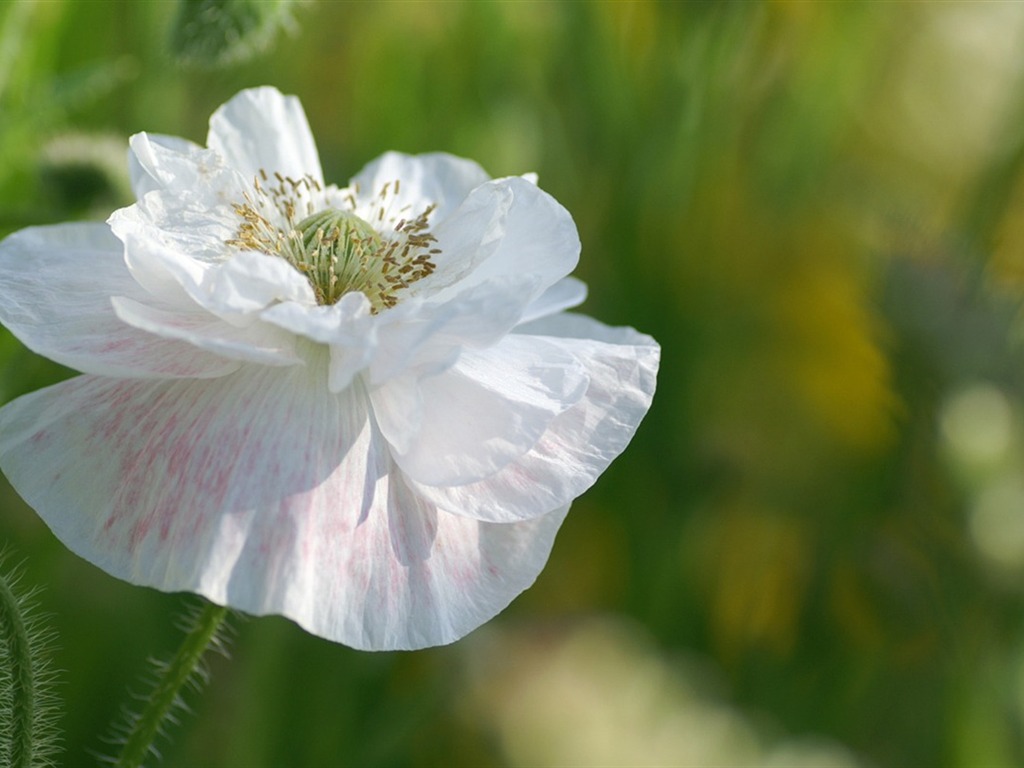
[4,1,1024,765]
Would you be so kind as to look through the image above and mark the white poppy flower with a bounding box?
[0,87,659,650]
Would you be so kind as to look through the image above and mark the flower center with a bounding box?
[227,171,439,311]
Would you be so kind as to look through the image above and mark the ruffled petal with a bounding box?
[127,132,249,205]
[411,179,513,296]
[114,230,316,325]
[127,133,202,198]
[408,313,660,522]
[428,177,579,308]
[0,223,240,378]
[348,151,491,223]
[371,335,590,486]
[368,276,539,385]
[195,249,317,315]
[207,86,323,183]
[0,363,567,650]
[111,139,251,271]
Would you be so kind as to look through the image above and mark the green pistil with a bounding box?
[290,208,385,306]
[228,174,440,312]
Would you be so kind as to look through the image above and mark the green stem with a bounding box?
[115,601,229,768]
[0,571,37,768]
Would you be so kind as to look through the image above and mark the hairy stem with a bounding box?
[114,601,229,768]
[0,570,39,768]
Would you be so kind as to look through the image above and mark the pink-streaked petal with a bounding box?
[304,476,570,650]
[518,277,588,325]
[371,335,589,486]
[0,366,567,650]
[410,314,660,522]
[111,297,302,367]
[0,223,240,379]
[207,86,323,184]
[349,151,491,224]
[127,132,202,198]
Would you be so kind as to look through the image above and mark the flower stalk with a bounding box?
[114,601,229,768]
[0,562,60,768]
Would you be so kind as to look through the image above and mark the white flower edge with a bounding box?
[0,354,571,650]
[0,311,656,649]
[0,223,295,379]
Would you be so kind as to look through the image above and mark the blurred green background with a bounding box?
[4,0,1024,765]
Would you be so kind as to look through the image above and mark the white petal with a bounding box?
[197,249,317,315]
[349,151,491,223]
[516,310,656,343]
[0,223,240,378]
[260,294,377,391]
[429,176,580,307]
[371,335,590,486]
[111,296,302,367]
[114,230,316,325]
[409,314,660,522]
[207,86,323,183]
[111,139,253,285]
[127,133,201,198]
[0,363,568,650]
[313,478,569,650]
[518,277,588,325]
[368,275,540,386]
[260,292,374,346]
[413,179,513,295]
[128,132,248,206]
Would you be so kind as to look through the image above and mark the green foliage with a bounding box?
[170,0,294,68]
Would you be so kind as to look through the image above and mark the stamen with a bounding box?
[226,172,439,311]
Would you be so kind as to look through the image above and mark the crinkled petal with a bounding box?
[348,151,490,223]
[111,139,251,274]
[0,223,240,378]
[408,313,660,522]
[111,297,302,367]
[127,133,202,198]
[371,335,590,486]
[0,363,567,650]
[207,86,323,183]
[197,249,317,315]
[115,231,316,325]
